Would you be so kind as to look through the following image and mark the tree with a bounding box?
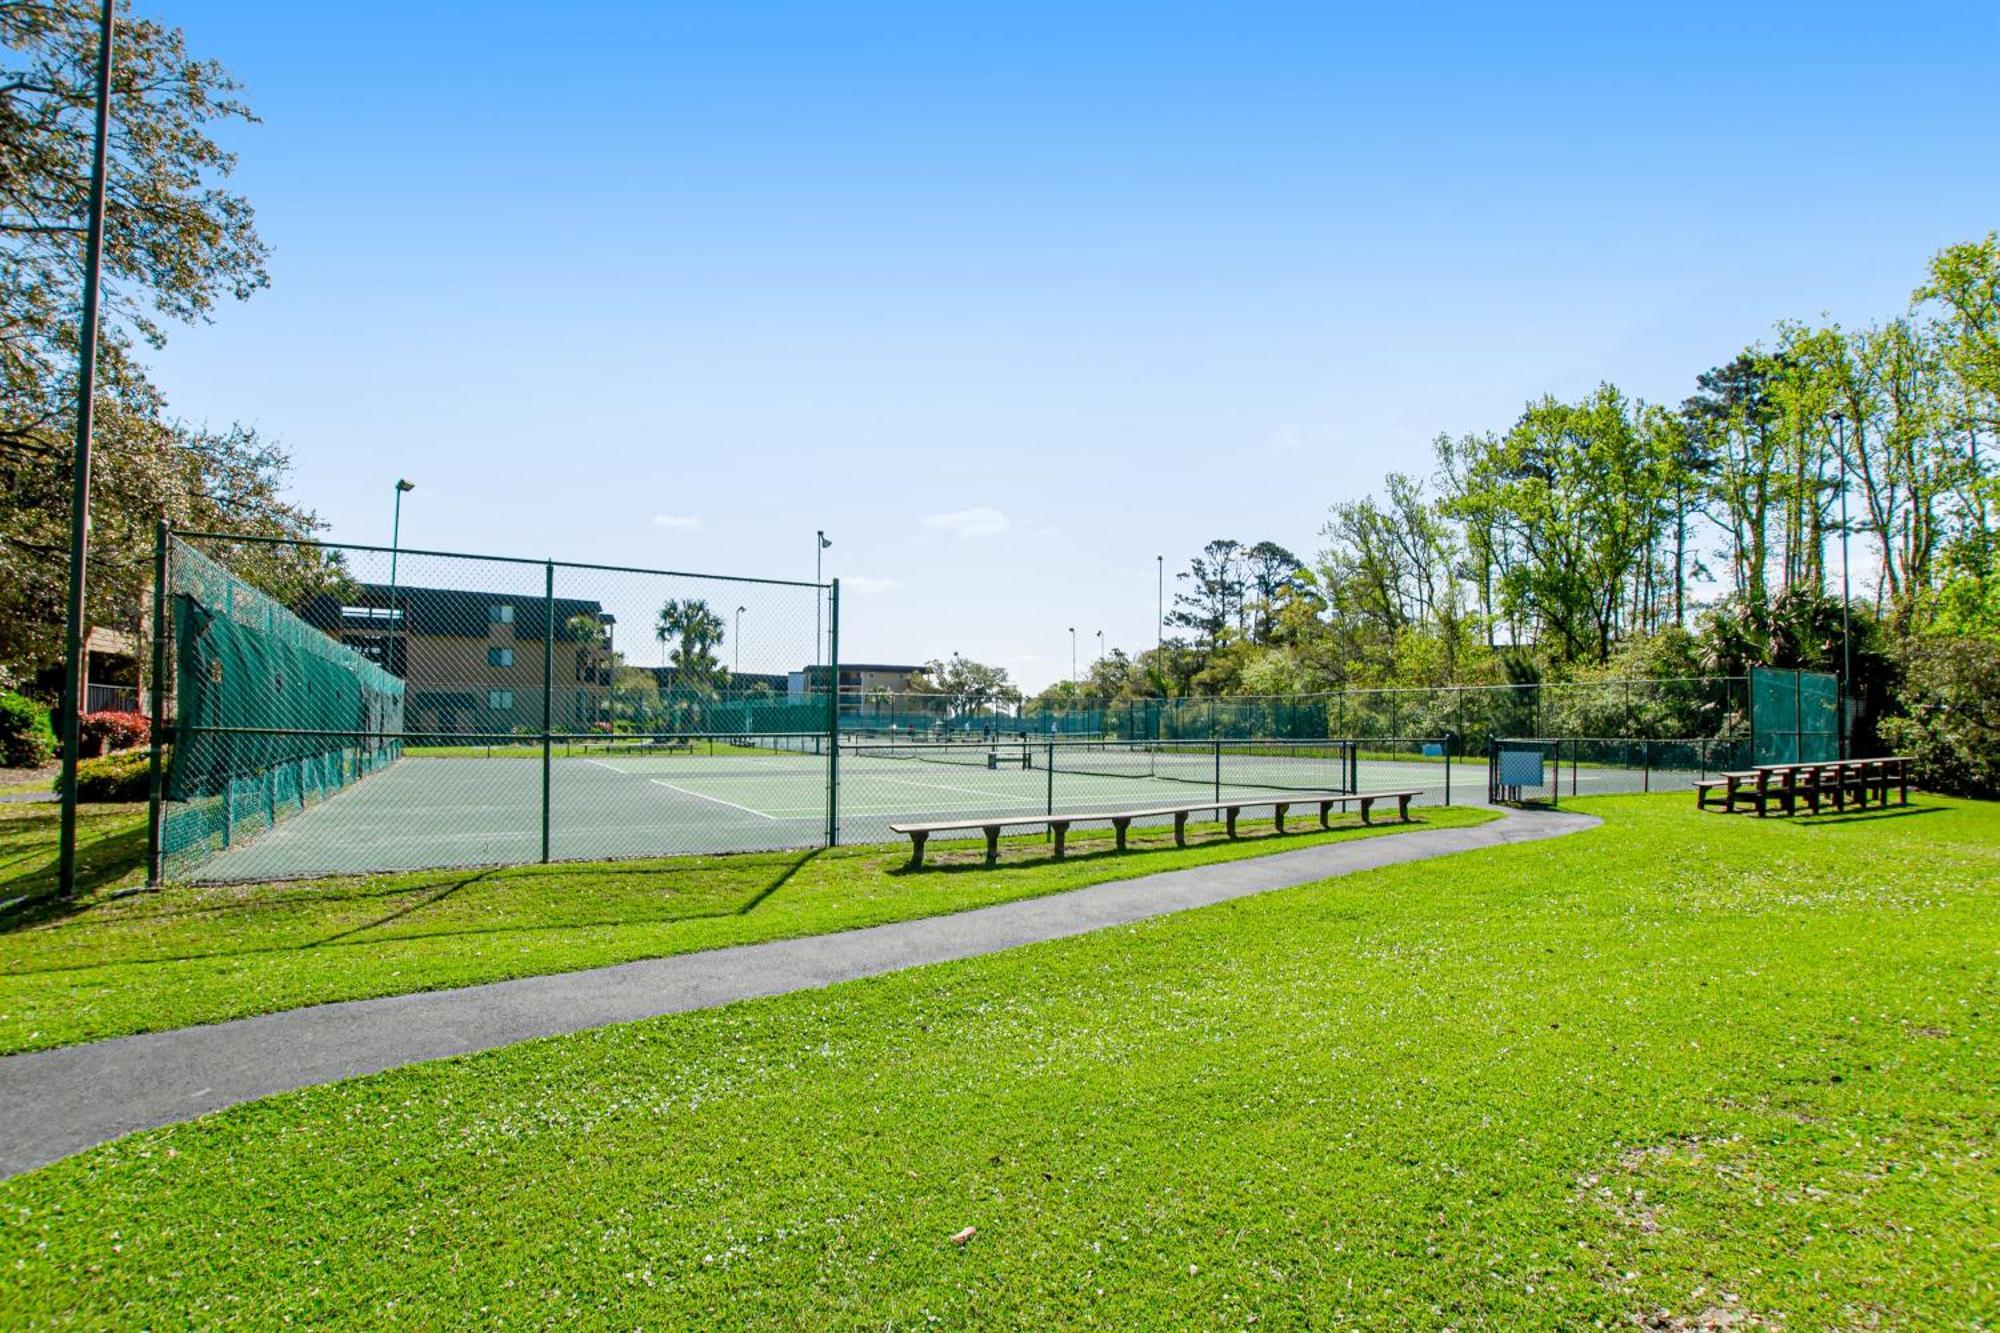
[1169,539,1244,650]
[1240,540,1303,644]
[2,2,299,690]
[654,599,725,689]
[1441,386,1665,663]
[1913,233,1999,530]
[906,654,1020,717]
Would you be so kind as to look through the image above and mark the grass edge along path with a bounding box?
[0,801,1496,1054]
[0,809,1582,1179]
[0,794,1992,1327]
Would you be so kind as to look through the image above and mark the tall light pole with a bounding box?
[387,479,414,673]
[56,0,117,896]
[1068,627,1076,687]
[815,530,831,673]
[1834,412,1853,756]
[390,480,414,584]
[1156,555,1166,699]
[1095,629,1105,665]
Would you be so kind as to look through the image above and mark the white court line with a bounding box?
[853,771,1019,800]
[647,778,780,820]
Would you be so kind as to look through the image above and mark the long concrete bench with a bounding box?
[889,789,1425,868]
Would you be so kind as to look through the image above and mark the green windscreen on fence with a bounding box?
[1750,666,1839,765]
[163,538,407,879]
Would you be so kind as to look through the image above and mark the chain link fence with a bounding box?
[149,531,831,881]
[142,532,1782,883]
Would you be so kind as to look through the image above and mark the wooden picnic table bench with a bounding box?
[1695,756,1911,816]
[889,788,1425,868]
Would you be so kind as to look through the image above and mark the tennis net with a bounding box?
[1037,738,1357,792]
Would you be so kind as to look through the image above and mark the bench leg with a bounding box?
[1225,806,1240,838]
[1051,821,1068,859]
[984,825,1000,865]
[908,831,928,869]
[1900,765,1909,805]
[1273,802,1288,834]
[1359,796,1374,824]
[1173,811,1188,847]
[1397,793,1412,822]
[1318,800,1332,829]
[1113,817,1130,852]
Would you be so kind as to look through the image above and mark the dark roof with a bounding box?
[804,663,924,675]
[650,668,789,691]
[299,583,612,643]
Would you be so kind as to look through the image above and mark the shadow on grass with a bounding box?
[0,846,835,977]
[1796,804,1943,827]
[306,869,500,947]
[0,810,151,932]
[735,847,823,915]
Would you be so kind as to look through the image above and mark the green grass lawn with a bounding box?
[0,799,1493,1054]
[2,793,1992,1327]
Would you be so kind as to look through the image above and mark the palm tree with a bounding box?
[655,598,726,689]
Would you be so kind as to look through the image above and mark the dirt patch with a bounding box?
[1633,1306,1775,1330]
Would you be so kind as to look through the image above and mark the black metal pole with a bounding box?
[57,0,118,896]
[1837,416,1853,758]
[825,579,840,847]
[541,561,554,863]
[144,521,168,885]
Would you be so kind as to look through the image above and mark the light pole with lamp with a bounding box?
[815,530,831,672]
[1068,627,1077,688]
[387,479,414,673]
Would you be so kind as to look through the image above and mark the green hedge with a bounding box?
[0,692,57,768]
[60,749,154,803]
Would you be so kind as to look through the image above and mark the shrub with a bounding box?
[62,748,154,803]
[78,710,150,758]
[0,692,57,768]
[1878,636,2000,799]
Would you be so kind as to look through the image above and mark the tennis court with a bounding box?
[187,740,1363,882]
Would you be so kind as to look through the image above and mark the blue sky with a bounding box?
[137,0,2000,690]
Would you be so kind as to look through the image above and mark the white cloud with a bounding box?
[650,513,703,531]
[922,506,1011,539]
[842,575,901,594]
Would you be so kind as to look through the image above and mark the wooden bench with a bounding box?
[889,789,1425,868]
[1696,757,1911,816]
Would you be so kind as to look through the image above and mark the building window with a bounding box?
[488,690,514,710]
[489,603,514,625]
[489,647,514,668]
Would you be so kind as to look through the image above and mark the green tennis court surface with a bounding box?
[183,743,1713,882]
[186,746,1356,882]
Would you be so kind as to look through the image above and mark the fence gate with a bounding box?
[1488,738,1560,806]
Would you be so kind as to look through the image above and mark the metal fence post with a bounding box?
[541,560,554,864]
[145,521,169,886]
[1444,744,1451,806]
[825,579,840,847]
[1213,738,1221,805]
[1045,740,1054,818]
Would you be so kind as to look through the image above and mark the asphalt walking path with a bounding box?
[0,809,1596,1179]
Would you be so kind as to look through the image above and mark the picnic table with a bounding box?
[1695,756,1911,816]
